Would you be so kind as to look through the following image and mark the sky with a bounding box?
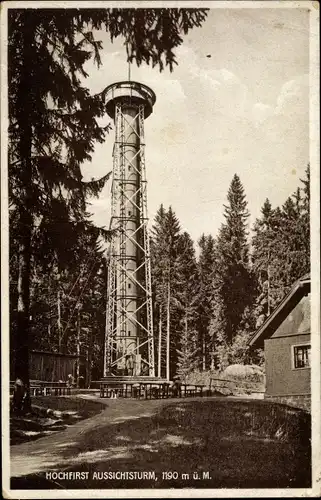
[80,7,310,244]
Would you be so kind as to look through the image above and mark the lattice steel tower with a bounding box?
[103,81,156,378]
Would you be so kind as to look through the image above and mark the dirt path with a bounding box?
[11,397,165,478]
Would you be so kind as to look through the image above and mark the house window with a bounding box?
[293,344,311,369]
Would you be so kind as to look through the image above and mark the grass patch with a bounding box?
[11,398,311,489]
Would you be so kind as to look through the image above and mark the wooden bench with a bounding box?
[180,384,205,398]
[136,382,171,400]
[41,384,71,396]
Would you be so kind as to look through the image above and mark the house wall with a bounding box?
[265,292,311,399]
[261,288,311,411]
[265,334,311,397]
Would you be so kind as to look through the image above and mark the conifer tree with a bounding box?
[176,232,199,380]
[251,166,310,328]
[196,234,216,370]
[209,174,255,369]
[299,164,310,268]
[251,199,284,327]
[301,164,310,214]
[164,208,186,378]
[8,7,208,408]
[150,205,182,379]
[276,189,310,290]
[150,205,169,378]
[9,10,109,410]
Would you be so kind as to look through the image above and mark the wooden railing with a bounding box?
[209,377,265,396]
[10,381,72,397]
[99,381,207,399]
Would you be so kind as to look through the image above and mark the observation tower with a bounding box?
[103,81,156,379]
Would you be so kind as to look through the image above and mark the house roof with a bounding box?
[248,273,311,348]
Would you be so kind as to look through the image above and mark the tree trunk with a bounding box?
[12,13,34,413]
[47,273,52,348]
[86,331,93,389]
[76,307,81,388]
[87,319,94,389]
[13,237,32,413]
[166,280,170,381]
[202,332,206,371]
[57,289,62,351]
[267,248,271,316]
[184,312,188,383]
[158,304,162,378]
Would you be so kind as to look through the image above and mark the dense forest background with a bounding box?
[7,7,310,388]
[151,168,310,379]
[10,164,310,383]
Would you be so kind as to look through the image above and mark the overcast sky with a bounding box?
[80,7,309,243]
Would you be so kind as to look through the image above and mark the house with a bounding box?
[249,274,311,411]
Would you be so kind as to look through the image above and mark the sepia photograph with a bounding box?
[1,1,320,498]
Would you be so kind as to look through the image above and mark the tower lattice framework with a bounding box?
[104,82,155,378]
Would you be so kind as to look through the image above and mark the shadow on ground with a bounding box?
[11,398,311,489]
[10,397,106,445]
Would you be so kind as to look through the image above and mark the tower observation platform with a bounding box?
[103,81,160,383]
[104,81,156,119]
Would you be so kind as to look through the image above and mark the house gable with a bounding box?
[271,293,311,339]
[249,276,310,348]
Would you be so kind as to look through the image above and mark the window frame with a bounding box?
[291,342,311,370]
